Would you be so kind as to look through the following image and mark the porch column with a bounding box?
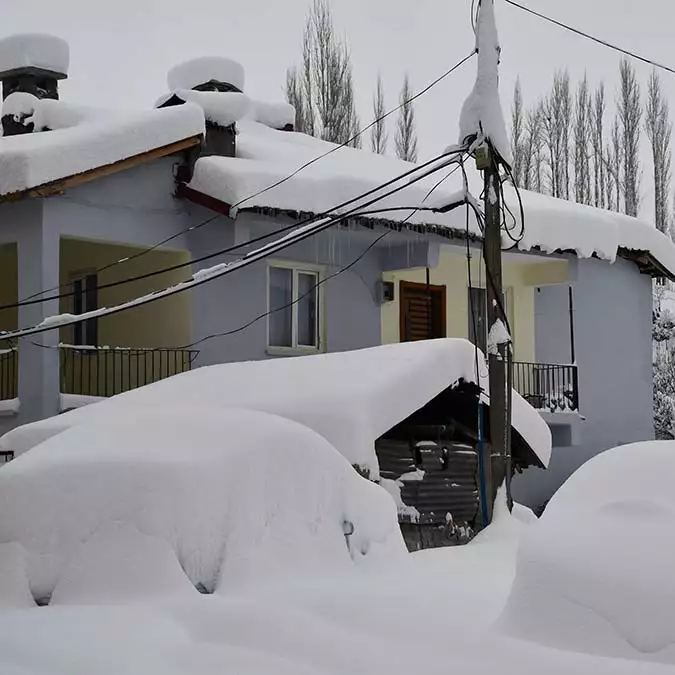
[17,213,60,423]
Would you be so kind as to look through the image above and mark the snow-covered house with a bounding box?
[0,34,672,509]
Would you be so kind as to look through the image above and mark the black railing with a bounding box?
[512,361,579,412]
[0,349,17,401]
[61,347,199,398]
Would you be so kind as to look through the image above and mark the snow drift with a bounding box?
[499,440,675,664]
[0,408,405,601]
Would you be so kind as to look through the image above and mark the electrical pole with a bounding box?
[481,147,510,518]
[459,0,513,520]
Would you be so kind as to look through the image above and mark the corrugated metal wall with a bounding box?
[376,431,480,551]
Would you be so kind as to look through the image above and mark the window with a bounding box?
[72,273,99,346]
[268,265,320,350]
[468,287,509,354]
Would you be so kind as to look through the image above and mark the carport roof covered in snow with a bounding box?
[0,339,551,479]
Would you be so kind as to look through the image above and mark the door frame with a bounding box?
[399,280,447,341]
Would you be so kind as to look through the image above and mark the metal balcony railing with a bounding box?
[512,361,579,413]
[60,346,199,398]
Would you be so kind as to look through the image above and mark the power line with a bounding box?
[230,50,477,212]
[181,164,466,351]
[22,50,477,305]
[1,155,471,341]
[504,0,675,76]
[1,148,468,312]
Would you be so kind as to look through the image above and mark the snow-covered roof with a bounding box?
[187,119,675,278]
[0,339,552,477]
[0,99,205,198]
[189,120,480,235]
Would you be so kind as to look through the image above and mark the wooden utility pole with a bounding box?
[482,146,511,516]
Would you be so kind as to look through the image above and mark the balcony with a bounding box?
[60,346,199,400]
[512,361,579,413]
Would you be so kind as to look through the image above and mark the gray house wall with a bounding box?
[513,255,654,509]
[187,210,384,367]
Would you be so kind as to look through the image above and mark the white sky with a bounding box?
[3,0,674,220]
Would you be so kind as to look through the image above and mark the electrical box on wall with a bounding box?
[377,280,395,304]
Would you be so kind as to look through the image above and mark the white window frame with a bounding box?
[267,261,324,354]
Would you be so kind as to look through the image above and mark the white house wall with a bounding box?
[514,255,654,510]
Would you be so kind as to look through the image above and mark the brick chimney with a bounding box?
[0,33,69,136]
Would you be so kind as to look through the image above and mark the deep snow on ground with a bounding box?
[500,441,675,665]
[0,412,671,674]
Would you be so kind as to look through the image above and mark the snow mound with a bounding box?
[2,91,39,121]
[0,407,405,600]
[1,339,551,478]
[0,33,69,75]
[168,57,245,92]
[499,441,675,664]
[174,89,251,127]
[50,523,196,606]
[0,543,35,607]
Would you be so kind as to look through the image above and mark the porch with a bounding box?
[0,230,196,429]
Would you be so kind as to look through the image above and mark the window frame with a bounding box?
[267,261,324,354]
[70,270,99,347]
[467,285,512,354]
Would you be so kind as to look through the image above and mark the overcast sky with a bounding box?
[4,0,674,219]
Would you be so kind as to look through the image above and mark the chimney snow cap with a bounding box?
[168,57,245,93]
[0,33,69,78]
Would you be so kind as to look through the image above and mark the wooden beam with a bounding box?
[0,135,202,204]
[175,184,232,217]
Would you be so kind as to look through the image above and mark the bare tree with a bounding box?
[606,117,623,212]
[617,58,642,216]
[395,74,418,162]
[520,101,544,191]
[286,67,309,133]
[511,79,525,186]
[370,74,387,154]
[542,71,572,198]
[573,75,592,204]
[285,0,360,145]
[591,84,606,208]
[645,69,672,234]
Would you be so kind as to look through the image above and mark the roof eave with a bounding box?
[0,134,203,204]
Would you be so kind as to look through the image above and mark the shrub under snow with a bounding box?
[499,440,675,664]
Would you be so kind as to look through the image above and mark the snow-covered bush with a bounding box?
[498,441,675,664]
[0,408,405,602]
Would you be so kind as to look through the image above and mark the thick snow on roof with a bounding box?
[0,33,69,75]
[0,100,205,197]
[0,407,404,600]
[513,187,675,274]
[189,118,675,277]
[190,120,479,233]
[167,57,245,92]
[500,441,675,663]
[1,339,552,477]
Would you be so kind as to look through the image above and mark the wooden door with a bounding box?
[399,281,447,342]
